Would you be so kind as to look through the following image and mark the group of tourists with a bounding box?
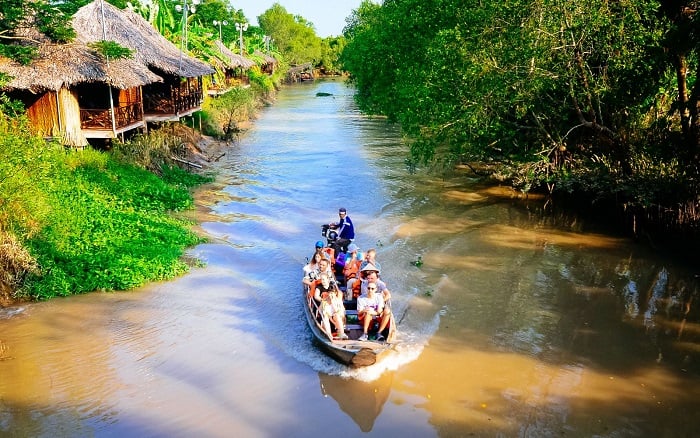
[303,208,393,342]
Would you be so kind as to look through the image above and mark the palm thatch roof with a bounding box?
[213,40,256,69]
[253,50,278,65]
[0,42,161,93]
[73,1,214,78]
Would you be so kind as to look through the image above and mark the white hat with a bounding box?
[361,263,379,272]
[347,243,359,253]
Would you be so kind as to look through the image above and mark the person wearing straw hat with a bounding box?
[359,263,391,300]
[359,248,382,273]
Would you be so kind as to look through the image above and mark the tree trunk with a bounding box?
[674,53,690,136]
[690,60,700,153]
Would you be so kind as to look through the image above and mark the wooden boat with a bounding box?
[303,288,395,367]
[302,231,397,367]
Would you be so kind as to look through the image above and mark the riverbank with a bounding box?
[0,83,273,308]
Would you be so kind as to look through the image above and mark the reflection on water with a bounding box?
[318,372,393,432]
[1,79,700,436]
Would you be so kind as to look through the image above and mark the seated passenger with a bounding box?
[359,248,382,273]
[310,272,335,303]
[320,287,348,340]
[357,281,391,342]
[303,252,323,277]
[342,243,362,300]
[359,267,391,302]
[303,257,334,287]
[331,287,347,325]
[312,240,333,262]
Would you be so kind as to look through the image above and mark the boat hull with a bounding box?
[302,287,393,367]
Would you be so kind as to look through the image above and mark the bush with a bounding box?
[201,87,258,139]
[21,156,206,300]
[1,102,209,301]
[111,128,183,174]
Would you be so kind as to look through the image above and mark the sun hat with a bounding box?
[361,263,379,272]
[347,243,359,252]
[315,240,324,248]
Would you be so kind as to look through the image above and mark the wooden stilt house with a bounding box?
[0,43,161,147]
[286,63,314,83]
[73,1,215,123]
[208,40,255,95]
[253,50,278,76]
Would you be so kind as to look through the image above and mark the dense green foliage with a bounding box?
[0,0,77,64]
[24,157,206,300]
[319,36,347,74]
[258,3,322,65]
[0,105,210,300]
[201,85,260,139]
[341,0,700,233]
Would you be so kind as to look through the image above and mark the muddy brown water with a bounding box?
[2,79,700,437]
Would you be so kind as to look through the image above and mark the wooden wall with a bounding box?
[25,91,59,138]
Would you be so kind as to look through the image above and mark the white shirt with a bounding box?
[357,292,384,314]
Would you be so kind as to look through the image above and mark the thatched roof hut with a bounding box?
[252,50,278,75]
[214,40,255,70]
[0,43,161,93]
[72,1,214,78]
[253,50,278,66]
[0,39,161,147]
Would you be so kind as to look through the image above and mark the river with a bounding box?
[1,78,700,437]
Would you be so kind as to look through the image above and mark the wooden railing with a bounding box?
[143,90,174,114]
[174,88,203,114]
[80,103,143,130]
[144,86,203,115]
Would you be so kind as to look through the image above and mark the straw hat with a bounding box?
[361,263,379,272]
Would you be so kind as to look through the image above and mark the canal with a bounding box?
[1,78,700,437]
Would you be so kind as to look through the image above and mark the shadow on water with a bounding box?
[317,372,393,432]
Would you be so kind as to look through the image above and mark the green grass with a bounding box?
[22,155,209,300]
[0,108,212,300]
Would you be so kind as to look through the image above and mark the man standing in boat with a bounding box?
[329,207,354,254]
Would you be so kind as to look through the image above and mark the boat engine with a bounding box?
[321,224,338,245]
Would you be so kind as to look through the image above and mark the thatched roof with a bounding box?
[288,62,313,73]
[73,1,214,78]
[0,43,161,93]
[253,50,278,65]
[214,40,255,69]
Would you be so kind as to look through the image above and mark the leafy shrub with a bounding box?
[22,156,206,300]
[0,105,64,237]
[201,86,258,139]
[248,67,276,94]
[111,129,182,174]
[1,102,209,301]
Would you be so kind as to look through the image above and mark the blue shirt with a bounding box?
[337,215,355,240]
